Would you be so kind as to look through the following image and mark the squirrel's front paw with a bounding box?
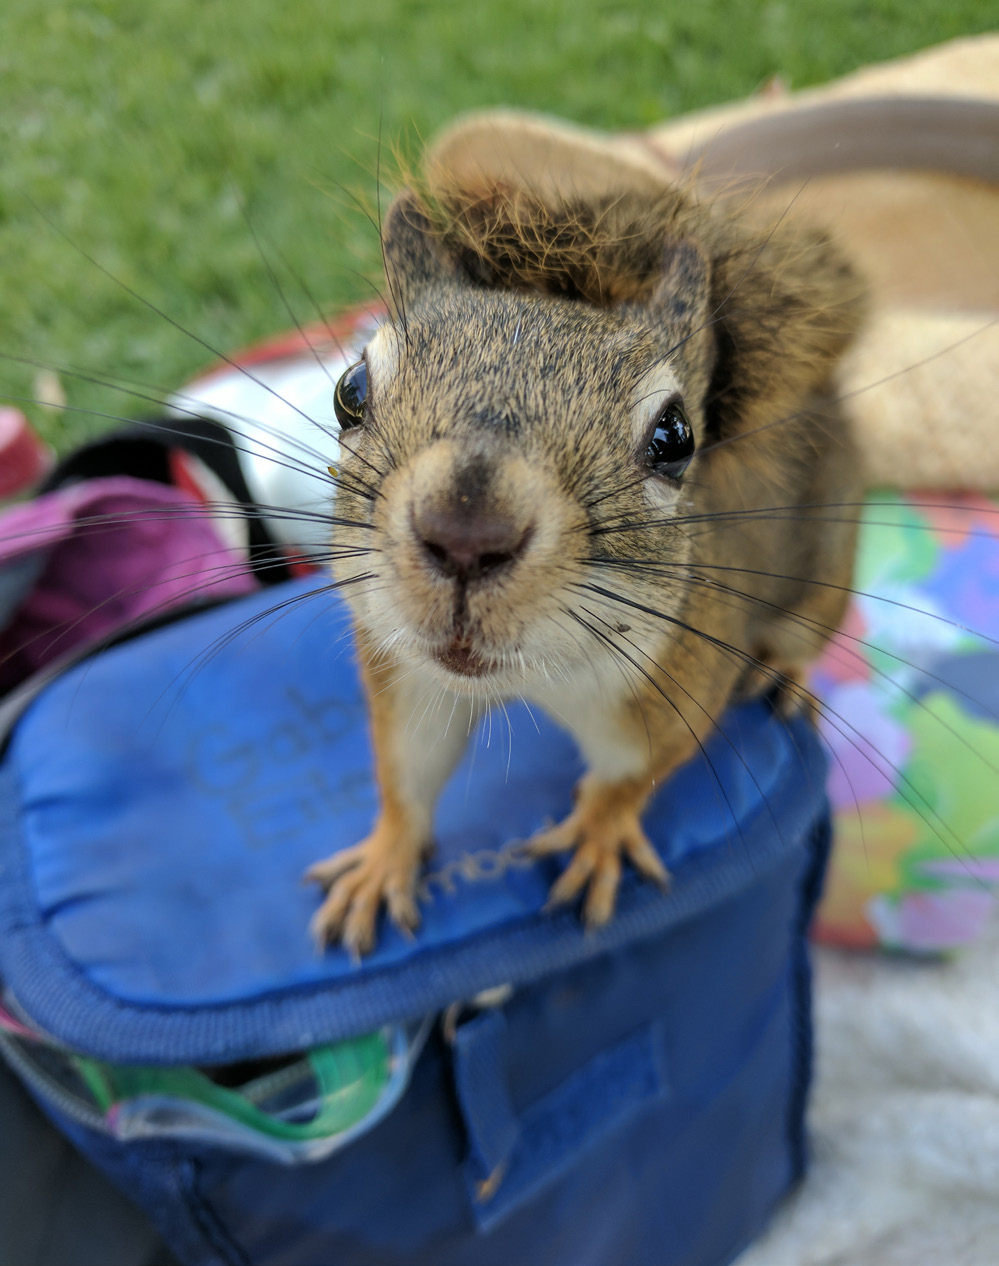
[527,800,670,928]
[306,828,424,959]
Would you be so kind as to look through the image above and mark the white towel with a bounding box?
[737,916,999,1266]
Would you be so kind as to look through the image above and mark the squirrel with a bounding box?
[305,165,867,956]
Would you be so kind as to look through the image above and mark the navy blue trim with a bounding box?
[785,811,833,1185]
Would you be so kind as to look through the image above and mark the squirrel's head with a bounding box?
[330,183,864,695]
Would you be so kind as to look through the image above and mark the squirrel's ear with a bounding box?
[645,238,712,347]
[381,190,458,316]
[705,225,866,439]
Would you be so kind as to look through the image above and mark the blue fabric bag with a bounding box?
[0,578,830,1266]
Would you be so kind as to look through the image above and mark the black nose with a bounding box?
[414,504,532,582]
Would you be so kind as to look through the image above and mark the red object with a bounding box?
[191,303,388,382]
[0,408,52,498]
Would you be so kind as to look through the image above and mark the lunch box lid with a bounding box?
[0,578,827,1063]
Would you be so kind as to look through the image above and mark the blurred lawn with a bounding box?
[1,0,995,449]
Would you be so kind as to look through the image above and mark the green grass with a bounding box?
[1,0,996,450]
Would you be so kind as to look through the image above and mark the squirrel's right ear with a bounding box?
[381,191,458,317]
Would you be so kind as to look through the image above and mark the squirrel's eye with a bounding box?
[334,360,367,430]
[644,402,694,481]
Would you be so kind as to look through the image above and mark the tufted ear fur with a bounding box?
[387,180,714,310]
[382,177,865,444]
[381,190,463,320]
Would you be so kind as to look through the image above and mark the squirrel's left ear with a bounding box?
[381,191,460,318]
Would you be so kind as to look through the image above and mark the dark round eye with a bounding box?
[334,360,367,430]
[644,402,694,481]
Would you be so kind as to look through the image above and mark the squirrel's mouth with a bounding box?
[434,634,494,678]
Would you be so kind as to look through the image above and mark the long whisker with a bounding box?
[237,201,342,401]
[631,566,999,794]
[1,536,376,673]
[563,604,755,858]
[577,592,871,874]
[228,198,396,496]
[141,576,372,729]
[551,604,654,761]
[699,314,999,459]
[574,579,986,876]
[3,365,392,511]
[0,499,373,555]
[0,372,341,493]
[180,572,374,682]
[25,195,358,451]
[584,555,999,650]
[584,553,999,728]
[375,105,408,348]
[685,567,999,734]
[580,549,932,870]
[591,497,999,539]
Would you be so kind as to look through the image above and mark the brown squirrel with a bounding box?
[306,167,866,955]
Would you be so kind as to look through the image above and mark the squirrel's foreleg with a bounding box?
[528,624,746,926]
[307,638,475,958]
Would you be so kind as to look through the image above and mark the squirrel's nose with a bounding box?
[414,504,532,582]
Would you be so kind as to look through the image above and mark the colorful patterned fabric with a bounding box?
[811,492,999,952]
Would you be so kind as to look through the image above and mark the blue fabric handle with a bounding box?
[451,1009,520,1187]
[452,1006,668,1232]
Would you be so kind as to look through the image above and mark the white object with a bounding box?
[168,314,381,555]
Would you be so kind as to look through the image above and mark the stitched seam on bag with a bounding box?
[179,1157,253,1266]
[785,812,830,1181]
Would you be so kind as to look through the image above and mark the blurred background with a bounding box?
[1,0,996,450]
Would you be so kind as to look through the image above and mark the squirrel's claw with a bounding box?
[529,805,670,928]
[307,834,422,958]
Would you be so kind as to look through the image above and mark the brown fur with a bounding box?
[308,172,866,954]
